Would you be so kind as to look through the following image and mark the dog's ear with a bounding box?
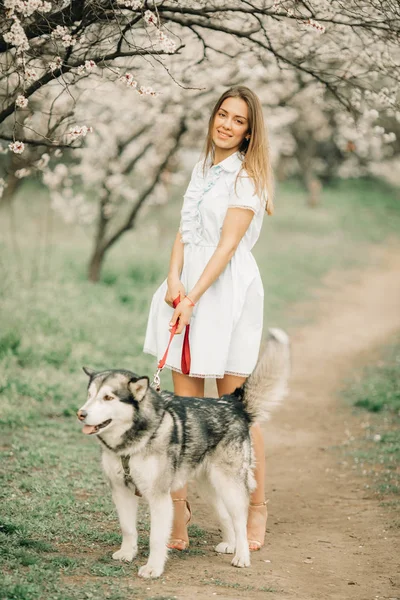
[82,366,96,378]
[128,377,149,402]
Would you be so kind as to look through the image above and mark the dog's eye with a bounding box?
[103,395,113,401]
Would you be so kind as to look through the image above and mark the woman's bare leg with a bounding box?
[168,371,204,550]
[217,374,267,550]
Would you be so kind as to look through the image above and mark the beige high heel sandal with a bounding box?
[247,500,268,551]
[167,498,192,551]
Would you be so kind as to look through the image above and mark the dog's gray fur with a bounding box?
[78,329,290,579]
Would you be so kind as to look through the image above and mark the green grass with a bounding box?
[342,336,400,503]
[0,175,399,598]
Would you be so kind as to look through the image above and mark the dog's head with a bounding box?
[77,367,150,437]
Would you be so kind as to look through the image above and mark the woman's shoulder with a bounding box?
[192,158,205,176]
[229,166,266,213]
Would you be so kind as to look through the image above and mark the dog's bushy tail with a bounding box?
[242,328,290,423]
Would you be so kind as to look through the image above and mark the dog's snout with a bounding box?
[77,409,87,421]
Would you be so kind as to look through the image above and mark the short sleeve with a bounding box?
[228,173,264,214]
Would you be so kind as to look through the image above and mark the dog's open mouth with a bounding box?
[82,419,112,435]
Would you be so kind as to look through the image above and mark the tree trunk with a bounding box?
[304,172,322,208]
[85,117,188,283]
[88,247,105,282]
[0,172,22,208]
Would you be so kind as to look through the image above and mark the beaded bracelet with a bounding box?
[184,295,195,307]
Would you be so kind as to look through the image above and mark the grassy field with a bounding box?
[0,175,399,599]
[341,336,400,508]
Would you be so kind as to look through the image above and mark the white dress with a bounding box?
[143,150,266,378]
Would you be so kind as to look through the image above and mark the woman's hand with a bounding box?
[169,297,194,334]
[165,278,186,308]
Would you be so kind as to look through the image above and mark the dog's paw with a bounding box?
[231,553,251,568]
[138,562,163,579]
[112,547,137,562]
[215,542,235,554]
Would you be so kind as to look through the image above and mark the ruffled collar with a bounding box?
[179,151,244,245]
[206,150,244,174]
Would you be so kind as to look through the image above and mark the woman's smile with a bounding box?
[217,129,232,139]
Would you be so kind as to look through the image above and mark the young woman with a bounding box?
[144,85,274,552]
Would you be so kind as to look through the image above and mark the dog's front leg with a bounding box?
[138,494,173,579]
[111,483,138,562]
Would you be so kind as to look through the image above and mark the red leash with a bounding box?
[152,296,191,391]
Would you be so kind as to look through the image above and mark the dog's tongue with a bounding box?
[82,425,97,435]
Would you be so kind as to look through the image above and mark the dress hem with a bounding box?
[143,347,251,380]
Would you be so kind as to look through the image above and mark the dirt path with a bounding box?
[137,243,400,600]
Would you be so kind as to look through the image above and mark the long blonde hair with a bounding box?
[202,86,274,215]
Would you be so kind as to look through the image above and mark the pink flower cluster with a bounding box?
[138,85,157,96]
[15,167,32,178]
[144,9,158,26]
[9,141,25,154]
[116,0,142,7]
[303,19,326,34]
[67,125,93,141]
[4,0,51,18]
[119,73,138,88]
[76,60,96,75]
[51,25,74,48]
[118,73,157,95]
[15,94,28,108]
[158,31,176,54]
[3,19,29,51]
[85,60,96,71]
[49,56,63,72]
[24,67,37,79]
[142,8,176,54]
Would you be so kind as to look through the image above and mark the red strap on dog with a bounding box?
[157,296,191,375]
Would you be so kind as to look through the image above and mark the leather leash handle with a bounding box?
[157,296,180,371]
[157,295,191,375]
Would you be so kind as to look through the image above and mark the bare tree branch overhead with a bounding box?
[0,1,399,280]
[0,1,399,147]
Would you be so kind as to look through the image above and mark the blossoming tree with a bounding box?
[0,0,399,278]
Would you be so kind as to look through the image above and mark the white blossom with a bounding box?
[9,141,25,154]
[67,125,93,141]
[3,18,29,51]
[43,163,68,188]
[116,0,142,7]
[48,56,62,72]
[39,1,51,12]
[15,94,28,108]
[119,73,138,88]
[51,25,74,48]
[158,31,176,54]
[4,0,52,17]
[383,132,396,143]
[15,167,32,178]
[84,60,96,72]
[303,19,326,34]
[144,9,157,26]
[24,68,38,80]
[35,153,50,169]
[138,85,157,96]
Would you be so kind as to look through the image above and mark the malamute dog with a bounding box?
[77,328,290,579]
